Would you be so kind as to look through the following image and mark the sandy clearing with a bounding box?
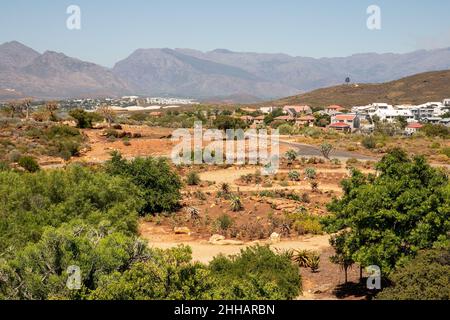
[146,235,331,264]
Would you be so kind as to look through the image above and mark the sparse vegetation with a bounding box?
[186,171,201,186]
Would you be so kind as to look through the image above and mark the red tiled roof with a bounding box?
[329,122,350,128]
[334,114,356,121]
[406,123,423,129]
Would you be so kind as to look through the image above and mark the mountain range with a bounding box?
[1,41,450,102]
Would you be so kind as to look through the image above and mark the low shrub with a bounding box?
[362,136,376,149]
[186,171,201,186]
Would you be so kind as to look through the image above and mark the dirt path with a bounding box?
[145,235,331,264]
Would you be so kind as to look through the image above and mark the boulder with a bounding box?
[209,234,225,243]
[270,232,281,243]
[174,227,191,235]
[209,234,244,245]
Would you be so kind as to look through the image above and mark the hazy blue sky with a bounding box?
[1,0,450,67]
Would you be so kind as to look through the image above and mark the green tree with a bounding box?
[322,149,450,275]
[314,113,331,127]
[320,143,333,160]
[396,116,408,130]
[69,109,99,129]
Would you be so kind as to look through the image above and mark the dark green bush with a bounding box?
[209,245,301,299]
[18,156,40,172]
[377,247,450,300]
[105,152,182,215]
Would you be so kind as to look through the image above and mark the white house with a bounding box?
[259,106,279,114]
[365,103,414,123]
[443,99,450,107]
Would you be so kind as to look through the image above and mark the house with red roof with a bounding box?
[329,122,351,133]
[405,122,423,135]
[330,113,360,132]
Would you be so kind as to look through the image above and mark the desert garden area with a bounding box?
[0,105,449,301]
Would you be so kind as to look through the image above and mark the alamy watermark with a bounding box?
[366,265,382,290]
[66,5,81,30]
[367,5,381,30]
[66,265,81,290]
[171,122,280,175]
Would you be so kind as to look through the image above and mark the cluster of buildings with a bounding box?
[350,99,450,134]
[238,99,450,135]
[58,96,199,112]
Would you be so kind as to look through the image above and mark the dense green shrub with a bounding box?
[105,152,182,215]
[209,245,301,299]
[69,109,101,129]
[278,124,294,135]
[421,124,449,138]
[0,166,143,253]
[213,116,247,130]
[377,247,450,300]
